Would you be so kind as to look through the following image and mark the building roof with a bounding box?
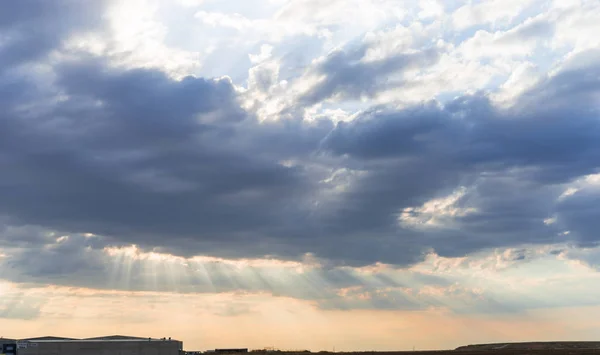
[84,335,151,341]
[21,336,77,341]
[15,335,179,343]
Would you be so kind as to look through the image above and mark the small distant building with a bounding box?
[214,349,248,353]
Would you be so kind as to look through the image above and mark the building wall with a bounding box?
[0,339,16,346]
[16,340,182,355]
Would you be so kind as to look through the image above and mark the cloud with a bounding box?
[5,236,600,316]
[0,0,599,276]
[0,232,452,308]
[457,16,554,60]
[451,0,539,30]
[247,60,280,93]
[0,284,43,320]
[550,0,600,52]
[0,55,327,263]
[315,50,600,260]
[3,0,600,337]
[193,0,406,42]
[249,44,274,64]
[246,24,443,120]
[1,47,600,269]
[399,187,478,229]
[0,0,108,70]
[554,174,600,243]
[296,45,440,106]
[64,0,203,78]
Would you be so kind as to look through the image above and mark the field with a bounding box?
[313,351,600,355]
[247,343,600,355]
[250,350,600,355]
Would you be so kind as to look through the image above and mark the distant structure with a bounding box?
[215,349,249,353]
[1,338,18,355]
[21,337,77,341]
[0,335,182,355]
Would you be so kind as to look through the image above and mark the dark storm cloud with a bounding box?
[555,186,600,244]
[0,59,321,260]
[0,0,600,273]
[0,0,108,70]
[314,51,600,260]
[2,50,600,266]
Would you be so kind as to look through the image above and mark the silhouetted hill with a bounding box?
[456,342,600,351]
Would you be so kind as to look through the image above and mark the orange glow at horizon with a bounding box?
[2,282,599,351]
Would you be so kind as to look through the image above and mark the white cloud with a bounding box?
[586,174,600,185]
[457,15,552,60]
[550,0,600,53]
[175,0,205,7]
[558,174,600,202]
[362,23,424,62]
[195,11,255,31]
[247,59,280,94]
[452,0,539,30]
[193,0,407,48]
[493,61,542,104]
[376,48,498,105]
[249,44,274,64]
[417,0,445,20]
[193,8,326,43]
[274,0,405,30]
[65,0,201,78]
[320,168,367,195]
[559,187,579,200]
[399,187,477,229]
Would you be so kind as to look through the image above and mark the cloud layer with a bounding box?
[1,0,600,326]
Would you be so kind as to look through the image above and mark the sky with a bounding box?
[1,0,600,351]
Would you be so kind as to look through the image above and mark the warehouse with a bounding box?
[2,335,183,355]
[1,337,17,355]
